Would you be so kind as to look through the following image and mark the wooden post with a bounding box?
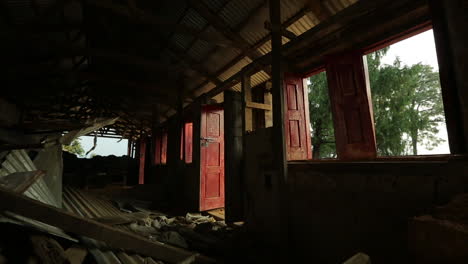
[244,77,253,132]
[264,82,273,127]
[127,140,132,157]
[138,137,146,185]
[224,90,244,222]
[269,0,290,256]
[151,105,160,165]
[269,0,288,184]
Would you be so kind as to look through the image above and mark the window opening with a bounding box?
[308,71,337,159]
[365,29,449,156]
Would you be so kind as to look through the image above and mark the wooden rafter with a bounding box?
[187,0,265,61]
[188,7,310,98]
[167,46,222,86]
[82,0,233,47]
[306,0,333,21]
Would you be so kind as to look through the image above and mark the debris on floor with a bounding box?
[343,252,371,264]
[409,193,468,263]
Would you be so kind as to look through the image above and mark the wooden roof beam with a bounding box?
[82,0,234,47]
[187,0,265,61]
[167,46,223,86]
[306,0,333,21]
[188,7,310,98]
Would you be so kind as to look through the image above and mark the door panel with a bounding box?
[200,105,225,211]
[284,73,313,160]
[325,51,377,160]
[185,123,193,163]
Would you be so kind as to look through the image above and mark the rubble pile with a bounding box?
[96,205,236,256]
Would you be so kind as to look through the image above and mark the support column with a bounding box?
[138,138,146,185]
[127,140,132,157]
[244,78,253,132]
[269,0,290,256]
[264,82,273,128]
[224,90,244,222]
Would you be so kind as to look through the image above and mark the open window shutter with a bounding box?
[325,51,377,160]
[161,131,168,164]
[283,73,313,161]
[180,126,184,161]
[185,123,193,163]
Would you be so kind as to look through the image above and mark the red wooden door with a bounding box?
[284,73,313,160]
[325,51,377,160]
[200,105,225,211]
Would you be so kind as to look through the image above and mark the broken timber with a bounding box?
[0,187,214,264]
[0,170,45,193]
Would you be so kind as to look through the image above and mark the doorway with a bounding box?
[199,105,225,211]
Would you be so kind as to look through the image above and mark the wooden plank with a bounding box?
[246,101,272,111]
[0,170,45,193]
[0,187,214,264]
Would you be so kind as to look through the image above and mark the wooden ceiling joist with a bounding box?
[307,0,333,21]
[82,0,233,47]
[188,7,310,97]
[187,0,265,61]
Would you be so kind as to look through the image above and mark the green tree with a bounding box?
[309,71,337,158]
[309,47,446,157]
[63,138,85,157]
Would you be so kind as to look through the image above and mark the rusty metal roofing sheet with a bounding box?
[0,149,75,242]
[62,187,164,264]
[0,150,60,207]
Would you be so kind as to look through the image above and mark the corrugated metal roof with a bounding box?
[202,0,358,99]
[218,0,264,30]
[0,150,60,207]
[62,187,164,264]
[0,149,76,242]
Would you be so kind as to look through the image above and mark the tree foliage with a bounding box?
[308,71,336,158]
[309,47,446,158]
[62,138,85,157]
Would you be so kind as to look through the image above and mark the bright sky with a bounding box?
[80,136,128,158]
[379,29,449,154]
[80,30,449,157]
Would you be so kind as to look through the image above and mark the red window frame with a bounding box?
[154,129,168,165]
